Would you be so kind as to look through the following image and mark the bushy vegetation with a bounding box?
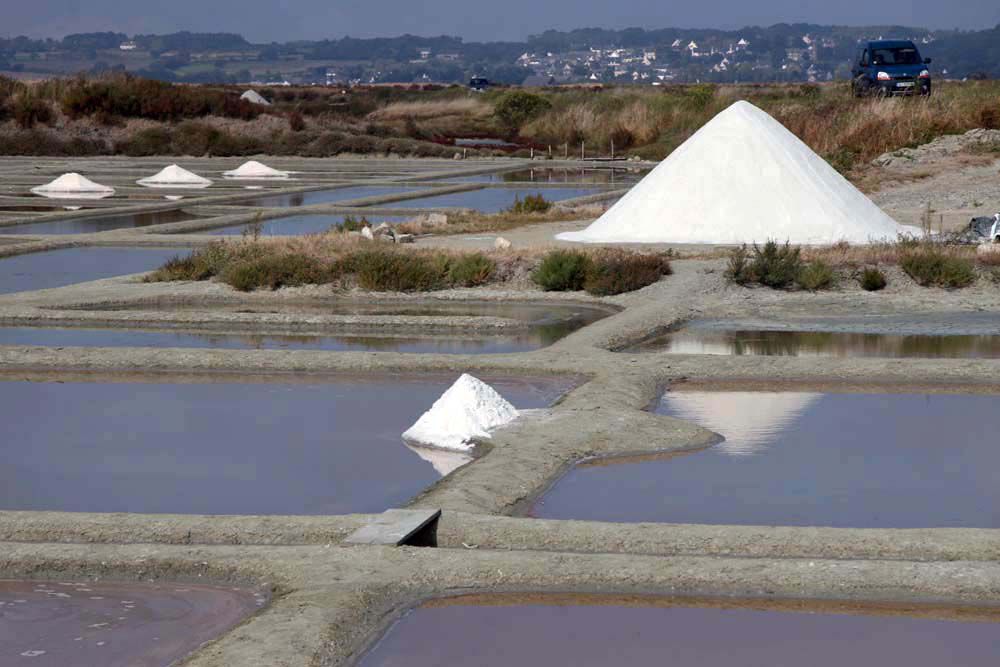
[506,193,552,214]
[448,253,495,287]
[726,241,803,289]
[900,246,976,288]
[493,90,552,130]
[532,248,670,295]
[582,249,672,296]
[796,260,837,291]
[859,267,888,291]
[532,250,590,291]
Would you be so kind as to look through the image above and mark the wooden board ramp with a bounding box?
[344,509,441,547]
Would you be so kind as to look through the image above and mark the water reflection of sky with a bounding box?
[535,392,1000,528]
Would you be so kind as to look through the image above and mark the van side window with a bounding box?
[861,49,869,66]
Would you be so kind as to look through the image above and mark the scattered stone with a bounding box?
[453,152,463,160]
[494,236,512,250]
[411,212,448,228]
[873,128,1000,167]
[372,222,395,239]
[395,233,415,244]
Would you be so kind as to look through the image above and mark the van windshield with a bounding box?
[871,48,921,66]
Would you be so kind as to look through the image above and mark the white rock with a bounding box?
[410,213,448,228]
[372,222,394,238]
[137,165,212,189]
[494,236,512,250]
[31,173,114,200]
[402,374,519,452]
[361,226,374,240]
[558,100,916,245]
[240,90,271,106]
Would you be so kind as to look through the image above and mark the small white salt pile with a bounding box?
[402,374,518,451]
[223,160,290,180]
[558,100,915,245]
[136,164,213,189]
[31,173,114,200]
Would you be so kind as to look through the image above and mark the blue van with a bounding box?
[851,40,932,97]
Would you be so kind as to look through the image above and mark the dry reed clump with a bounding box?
[368,98,491,121]
[394,206,591,236]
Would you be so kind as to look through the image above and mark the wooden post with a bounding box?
[581,141,585,160]
[611,138,615,160]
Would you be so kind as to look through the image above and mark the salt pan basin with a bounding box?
[533,390,1000,528]
[0,374,573,515]
[359,594,1000,667]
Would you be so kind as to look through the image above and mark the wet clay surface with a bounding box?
[1,210,196,235]
[0,579,262,667]
[0,247,186,295]
[359,594,1000,667]
[0,374,573,515]
[533,391,1000,528]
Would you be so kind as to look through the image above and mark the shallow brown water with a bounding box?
[0,374,573,515]
[358,594,1000,667]
[533,391,1000,528]
[0,580,262,666]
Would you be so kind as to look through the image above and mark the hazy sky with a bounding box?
[6,0,1000,42]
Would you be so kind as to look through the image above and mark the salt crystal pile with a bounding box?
[136,164,213,189]
[402,374,518,451]
[223,160,290,180]
[558,100,914,245]
[31,173,114,200]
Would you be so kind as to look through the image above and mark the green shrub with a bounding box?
[532,250,590,291]
[351,249,450,292]
[583,250,671,296]
[11,93,52,129]
[796,260,836,291]
[725,244,753,285]
[448,253,495,287]
[506,193,552,214]
[860,267,888,291]
[220,253,332,291]
[494,91,552,129]
[752,241,802,288]
[900,248,976,288]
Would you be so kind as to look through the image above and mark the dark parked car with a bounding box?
[852,40,932,97]
[469,77,490,92]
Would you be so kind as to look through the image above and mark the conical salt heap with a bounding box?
[137,164,213,188]
[31,173,114,199]
[558,101,911,245]
[223,160,289,180]
[402,374,518,452]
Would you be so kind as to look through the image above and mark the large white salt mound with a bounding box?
[240,90,271,106]
[223,160,289,180]
[137,164,213,189]
[31,173,114,199]
[558,101,913,245]
[402,374,518,452]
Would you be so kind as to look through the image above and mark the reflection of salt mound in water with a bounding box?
[404,442,473,476]
[402,374,518,452]
[558,101,914,245]
[137,164,213,189]
[224,160,289,180]
[31,173,114,200]
[662,391,821,456]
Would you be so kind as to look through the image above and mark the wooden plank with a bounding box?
[344,509,441,547]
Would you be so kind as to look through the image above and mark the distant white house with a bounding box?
[119,41,137,51]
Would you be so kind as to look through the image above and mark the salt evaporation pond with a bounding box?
[0,374,574,515]
[61,300,612,353]
[448,168,648,185]
[0,247,187,295]
[359,594,1000,667]
[1,210,196,235]
[632,328,1000,358]
[0,580,262,666]
[385,187,602,213]
[237,185,421,208]
[533,390,1000,527]
[204,214,410,236]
